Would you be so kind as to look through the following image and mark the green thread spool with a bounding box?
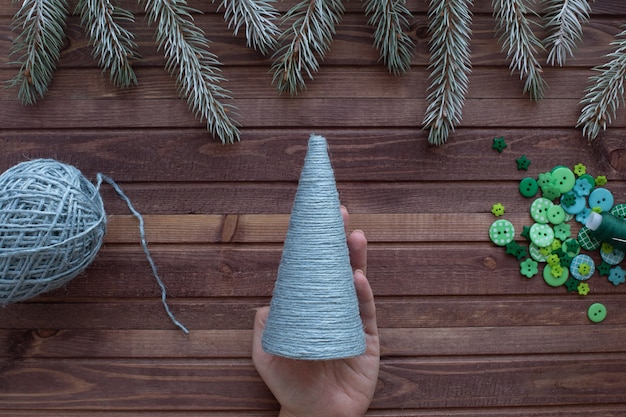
[586,211,626,252]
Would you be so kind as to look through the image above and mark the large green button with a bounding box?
[587,303,607,323]
[551,167,576,193]
[489,219,515,246]
[530,198,554,224]
[530,223,554,247]
[543,264,569,287]
[519,177,538,198]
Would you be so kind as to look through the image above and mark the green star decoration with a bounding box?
[516,154,531,170]
[492,136,508,153]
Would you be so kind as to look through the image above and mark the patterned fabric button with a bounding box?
[610,203,626,219]
[530,223,554,247]
[570,254,595,280]
[577,227,601,251]
[529,242,548,262]
[600,244,625,265]
[530,198,553,224]
[489,219,515,246]
[588,188,614,212]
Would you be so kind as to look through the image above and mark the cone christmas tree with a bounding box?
[262,134,366,360]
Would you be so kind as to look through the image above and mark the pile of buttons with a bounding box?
[488,138,624,323]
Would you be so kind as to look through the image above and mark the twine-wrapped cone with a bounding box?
[262,134,366,360]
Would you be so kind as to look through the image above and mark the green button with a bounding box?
[530,198,553,224]
[551,167,576,193]
[489,219,515,246]
[587,303,607,323]
[530,223,554,247]
[519,177,538,198]
[543,264,569,287]
[547,205,566,225]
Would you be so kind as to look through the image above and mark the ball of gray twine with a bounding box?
[0,159,187,333]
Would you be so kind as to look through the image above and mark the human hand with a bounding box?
[252,207,380,417]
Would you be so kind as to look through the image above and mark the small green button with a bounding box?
[519,177,538,198]
[547,205,566,225]
[587,303,607,323]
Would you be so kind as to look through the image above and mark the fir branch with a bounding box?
[493,0,547,100]
[7,0,69,105]
[363,0,415,75]
[577,27,626,141]
[543,0,590,67]
[75,0,140,88]
[143,0,240,143]
[271,0,345,95]
[218,0,281,55]
[422,0,473,146]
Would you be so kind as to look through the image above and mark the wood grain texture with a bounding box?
[1,0,626,415]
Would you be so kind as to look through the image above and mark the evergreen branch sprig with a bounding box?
[144,0,240,143]
[577,27,626,141]
[423,0,473,146]
[493,0,547,100]
[219,0,281,56]
[363,0,415,75]
[543,0,590,67]
[75,0,140,88]
[7,0,69,105]
[271,0,345,95]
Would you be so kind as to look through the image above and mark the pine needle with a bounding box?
[493,0,547,100]
[75,0,140,88]
[423,0,473,146]
[363,0,415,75]
[577,27,626,141]
[7,0,69,105]
[143,0,240,143]
[218,0,281,56]
[543,0,590,67]
[271,0,345,95]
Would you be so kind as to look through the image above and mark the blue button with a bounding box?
[561,194,586,215]
[588,188,614,212]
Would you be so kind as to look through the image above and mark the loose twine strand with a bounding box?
[262,135,366,360]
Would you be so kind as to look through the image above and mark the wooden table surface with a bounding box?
[2,0,626,415]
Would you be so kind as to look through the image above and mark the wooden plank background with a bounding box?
[1,0,626,415]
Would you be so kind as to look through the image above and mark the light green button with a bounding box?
[547,205,566,225]
[543,264,569,287]
[530,223,554,247]
[588,303,607,323]
[530,198,553,224]
[489,219,515,246]
[551,167,576,193]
